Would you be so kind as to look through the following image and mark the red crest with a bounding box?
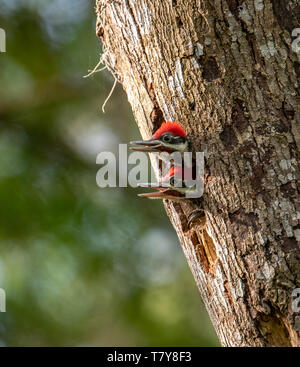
[162,166,193,182]
[152,122,186,139]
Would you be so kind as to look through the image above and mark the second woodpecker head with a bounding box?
[137,165,195,200]
[130,121,189,154]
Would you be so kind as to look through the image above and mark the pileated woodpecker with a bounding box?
[131,121,206,227]
[138,166,195,200]
[131,121,197,200]
[130,121,190,154]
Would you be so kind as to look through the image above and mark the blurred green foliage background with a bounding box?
[0,0,218,346]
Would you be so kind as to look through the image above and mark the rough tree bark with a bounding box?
[95,0,300,346]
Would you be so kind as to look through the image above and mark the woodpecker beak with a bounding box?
[130,139,167,153]
[137,183,184,200]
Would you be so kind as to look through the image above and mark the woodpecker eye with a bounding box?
[162,134,172,143]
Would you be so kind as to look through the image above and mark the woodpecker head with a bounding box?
[130,122,189,153]
[137,165,195,200]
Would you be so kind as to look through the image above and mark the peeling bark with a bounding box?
[95,0,300,346]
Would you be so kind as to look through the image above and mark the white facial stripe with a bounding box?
[163,141,188,152]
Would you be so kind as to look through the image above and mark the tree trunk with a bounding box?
[95,0,300,346]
